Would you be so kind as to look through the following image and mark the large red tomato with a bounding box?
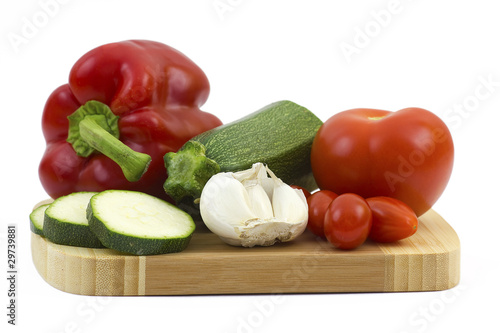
[310,108,454,217]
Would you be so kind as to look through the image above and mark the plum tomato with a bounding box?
[324,193,372,250]
[366,196,418,243]
[306,190,338,237]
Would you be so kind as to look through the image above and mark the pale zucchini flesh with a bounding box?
[43,192,104,248]
[87,190,195,255]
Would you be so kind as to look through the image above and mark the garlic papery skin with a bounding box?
[199,163,308,247]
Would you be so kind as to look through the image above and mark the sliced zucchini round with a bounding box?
[44,192,104,248]
[87,190,195,255]
[30,203,50,236]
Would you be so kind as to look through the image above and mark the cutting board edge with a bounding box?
[30,202,461,296]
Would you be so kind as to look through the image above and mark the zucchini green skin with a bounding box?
[87,213,193,255]
[164,100,322,202]
[43,192,104,248]
[29,204,49,236]
[87,190,195,255]
[44,214,104,248]
[196,100,321,185]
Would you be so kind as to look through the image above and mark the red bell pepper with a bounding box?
[39,40,222,200]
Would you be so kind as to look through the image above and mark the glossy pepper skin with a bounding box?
[39,40,223,201]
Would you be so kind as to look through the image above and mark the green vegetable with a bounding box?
[43,192,104,248]
[87,190,195,255]
[30,204,49,236]
[163,100,322,202]
[67,100,151,182]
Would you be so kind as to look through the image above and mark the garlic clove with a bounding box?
[199,172,257,240]
[234,163,273,200]
[272,185,309,224]
[259,174,275,201]
[243,180,274,219]
[267,166,309,225]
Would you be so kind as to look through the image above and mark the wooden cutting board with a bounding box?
[31,200,460,296]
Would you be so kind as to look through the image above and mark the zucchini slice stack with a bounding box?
[33,190,195,255]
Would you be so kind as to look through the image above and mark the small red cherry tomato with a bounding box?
[366,196,418,243]
[324,193,372,250]
[290,185,311,199]
[306,190,338,237]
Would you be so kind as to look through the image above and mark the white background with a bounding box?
[1,0,499,332]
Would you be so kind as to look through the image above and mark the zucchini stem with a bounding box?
[163,141,220,202]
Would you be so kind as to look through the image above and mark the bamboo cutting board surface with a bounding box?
[31,202,460,296]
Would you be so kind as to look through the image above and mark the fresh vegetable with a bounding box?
[87,190,195,255]
[290,185,312,199]
[324,193,372,250]
[306,190,338,238]
[164,100,323,203]
[306,192,419,249]
[199,163,308,247]
[39,40,222,201]
[310,107,454,216]
[43,192,103,248]
[29,203,49,236]
[366,197,418,243]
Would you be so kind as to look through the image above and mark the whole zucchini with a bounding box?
[163,100,322,203]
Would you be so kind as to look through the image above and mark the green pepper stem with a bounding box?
[79,116,151,182]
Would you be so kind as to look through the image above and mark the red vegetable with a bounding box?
[310,107,454,216]
[290,185,312,199]
[324,193,372,250]
[39,40,222,200]
[306,190,338,237]
[366,196,418,243]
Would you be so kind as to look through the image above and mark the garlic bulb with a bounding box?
[199,163,308,247]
